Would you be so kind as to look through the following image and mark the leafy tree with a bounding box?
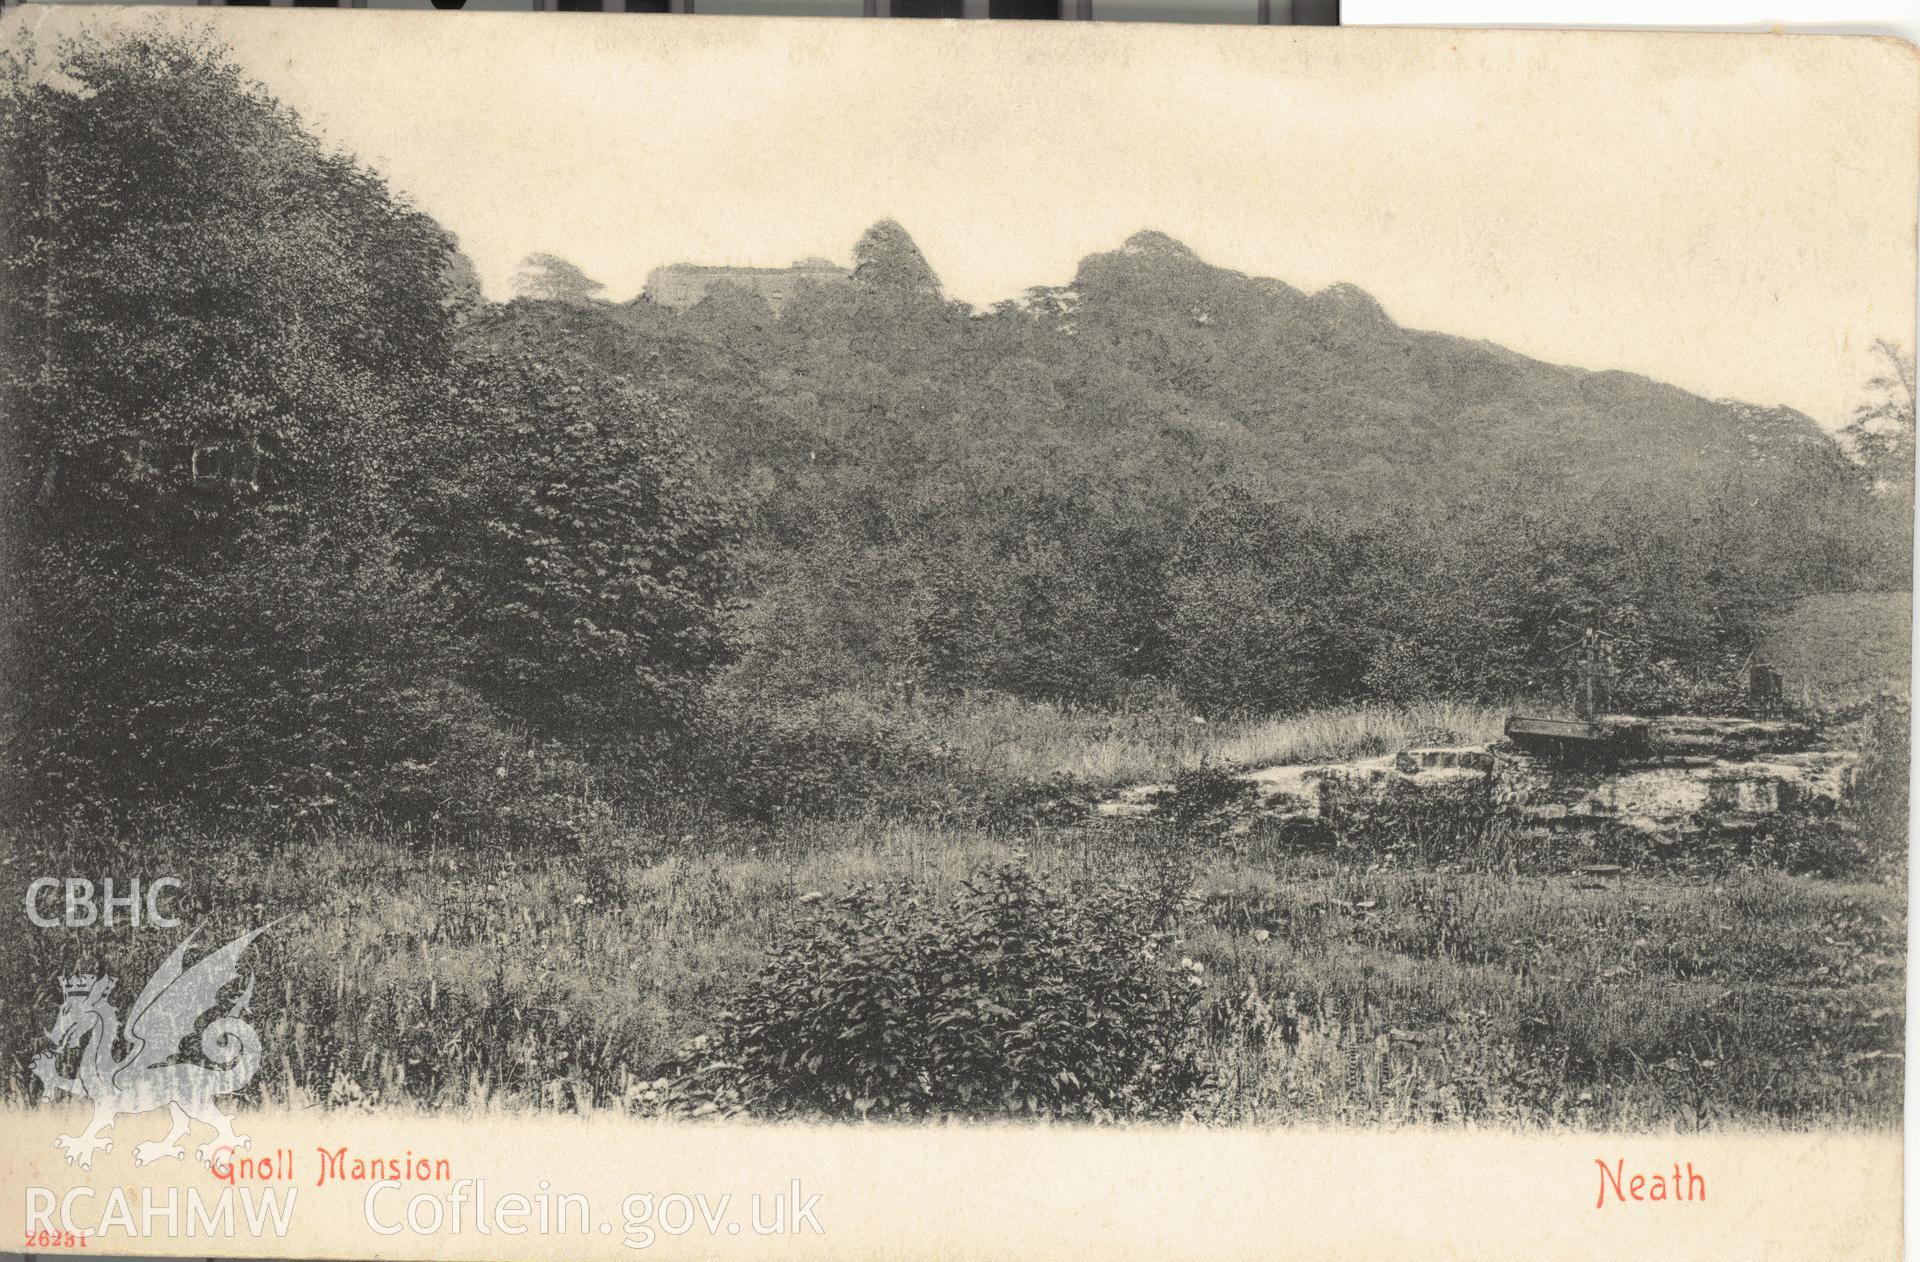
[1843,340,1915,485]
[441,247,488,324]
[0,25,462,816]
[2,21,1889,830]
[850,218,943,300]
[427,314,745,759]
[683,225,1886,719]
[1166,489,1368,715]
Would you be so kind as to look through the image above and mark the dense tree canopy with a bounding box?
[0,29,742,821]
[1,26,462,813]
[428,310,744,753]
[0,26,1903,829]
[599,225,1901,715]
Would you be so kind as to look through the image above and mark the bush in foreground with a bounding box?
[721,862,1207,1121]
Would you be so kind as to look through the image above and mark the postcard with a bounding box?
[0,7,1912,1258]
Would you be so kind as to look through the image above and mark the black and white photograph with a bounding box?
[0,8,1912,1257]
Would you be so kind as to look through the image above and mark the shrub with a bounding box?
[1607,651,1747,717]
[683,694,946,822]
[1149,760,1257,832]
[1320,774,1497,868]
[1845,693,1911,854]
[720,862,1206,1121]
[376,684,620,847]
[1745,818,1875,880]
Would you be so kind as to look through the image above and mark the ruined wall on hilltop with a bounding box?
[640,258,851,313]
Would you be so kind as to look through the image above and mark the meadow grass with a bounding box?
[1206,699,1513,772]
[914,691,1515,789]
[4,802,1901,1130]
[2,697,1898,1130]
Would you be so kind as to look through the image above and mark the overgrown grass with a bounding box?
[3,805,1901,1130]
[1208,699,1513,773]
[4,696,1897,1130]
[1183,851,1903,1128]
[900,691,1514,790]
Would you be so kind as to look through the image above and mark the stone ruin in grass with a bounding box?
[1099,710,1859,858]
[1489,713,1853,844]
[1100,638,1870,859]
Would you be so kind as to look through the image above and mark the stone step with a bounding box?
[1394,746,1494,775]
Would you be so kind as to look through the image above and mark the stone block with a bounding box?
[1394,746,1495,775]
[1645,717,1818,759]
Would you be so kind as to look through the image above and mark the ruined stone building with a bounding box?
[639,257,851,313]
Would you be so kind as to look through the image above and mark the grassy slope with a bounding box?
[1760,591,1911,707]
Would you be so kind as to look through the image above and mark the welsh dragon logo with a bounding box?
[34,923,273,1170]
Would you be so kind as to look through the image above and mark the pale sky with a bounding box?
[11,8,1919,429]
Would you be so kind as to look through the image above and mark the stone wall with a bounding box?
[640,258,851,313]
[1100,715,1857,855]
